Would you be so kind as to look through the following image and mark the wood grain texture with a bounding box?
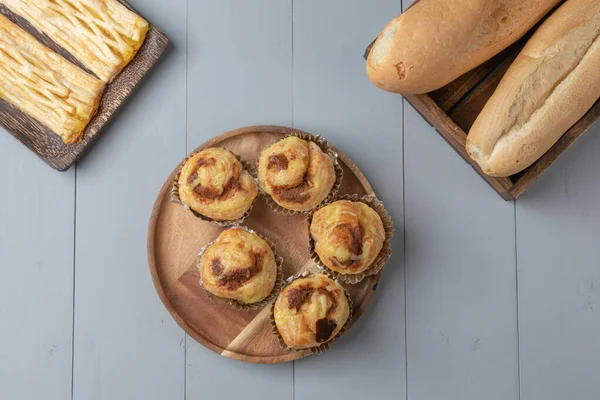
[448,54,518,132]
[429,51,508,113]
[364,0,599,200]
[0,1,169,171]
[148,125,382,364]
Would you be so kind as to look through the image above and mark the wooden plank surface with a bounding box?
[404,104,519,400]
[70,1,186,399]
[185,0,294,398]
[516,121,600,400]
[0,136,74,399]
[402,1,519,399]
[4,0,600,399]
[292,0,406,399]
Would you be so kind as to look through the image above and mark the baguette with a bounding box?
[467,0,600,177]
[366,0,560,94]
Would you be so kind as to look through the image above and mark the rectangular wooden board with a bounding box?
[0,1,169,171]
[364,2,600,200]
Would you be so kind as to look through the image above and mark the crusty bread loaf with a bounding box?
[467,0,600,177]
[366,0,560,94]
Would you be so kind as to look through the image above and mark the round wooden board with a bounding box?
[147,125,381,363]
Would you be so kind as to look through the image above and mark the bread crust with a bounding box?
[467,0,600,177]
[366,0,560,94]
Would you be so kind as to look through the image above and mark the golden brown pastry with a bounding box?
[4,0,149,83]
[0,14,105,144]
[258,136,336,212]
[178,148,258,221]
[310,200,385,275]
[199,228,277,305]
[274,274,350,349]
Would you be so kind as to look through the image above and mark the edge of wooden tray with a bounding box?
[147,125,382,364]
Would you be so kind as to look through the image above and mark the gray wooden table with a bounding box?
[1,0,599,399]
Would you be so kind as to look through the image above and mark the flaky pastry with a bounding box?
[258,136,335,212]
[199,228,277,305]
[310,200,385,275]
[274,274,350,349]
[0,14,105,143]
[4,0,149,82]
[178,148,258,221]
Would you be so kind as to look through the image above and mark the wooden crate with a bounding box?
[364,25,600,200]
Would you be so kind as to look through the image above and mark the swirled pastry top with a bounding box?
[274,274,349,349]
[257,136,336,212]
[4,0,149,83]
[0,14,105,144]
[178,148,258,221]
[199,228,277,305]
[310,200,385,275]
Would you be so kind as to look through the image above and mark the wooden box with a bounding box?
[364,25,600,200]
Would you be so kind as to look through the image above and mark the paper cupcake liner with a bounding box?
[196,226,284,311]
[255,132,344,216]
[270,270,353,355]
[308,194,394,284]
[171,148,259,227]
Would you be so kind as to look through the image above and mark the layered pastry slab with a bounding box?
[4,0,149,82]
[0,14,105,143]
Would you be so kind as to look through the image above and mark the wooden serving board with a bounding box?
[364,0,600,200]
[0,1,169,171]
[147,125,382,364]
